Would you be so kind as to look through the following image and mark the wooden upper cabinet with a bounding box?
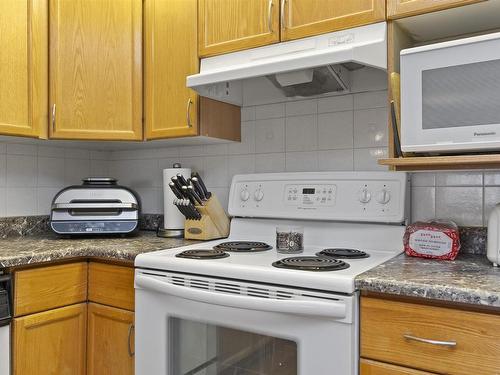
[199,0,280,57]
[13,303,87,375]
[49,0,142,140]
[387,0,483,19]
[281,0,386,41]
[87,303,134,375]
[0,0,48,138]
[145,0,199,139]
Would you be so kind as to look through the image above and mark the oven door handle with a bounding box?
[135,274,346,319]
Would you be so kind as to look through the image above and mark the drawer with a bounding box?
[88,262,134,311]
[14,262,87,316]
[360,359,436,374]
[361,297,500,375]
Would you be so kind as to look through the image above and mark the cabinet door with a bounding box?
[361,359,436,374]
[144,0,199,139]
[87,303,135,375]
[199,0,280,57]
[281,0,385,41]
[13,303,87,375]
[387,0,482,19]
[0,0,47,138]
[49,0,142,140]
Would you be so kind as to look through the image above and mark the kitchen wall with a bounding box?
[106,92,500,228]
[0,143,109,216]
[0,95,499,227]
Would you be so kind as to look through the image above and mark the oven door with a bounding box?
[135,270,358,375]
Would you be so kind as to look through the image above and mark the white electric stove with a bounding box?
[135,172,409,375]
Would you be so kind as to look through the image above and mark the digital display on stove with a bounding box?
[302,188,315,194]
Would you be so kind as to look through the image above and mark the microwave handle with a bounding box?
[52,202,138,210]
[135,274,346,319]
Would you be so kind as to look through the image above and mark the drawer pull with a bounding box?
[403,334,457,347]
[128,324,135,357]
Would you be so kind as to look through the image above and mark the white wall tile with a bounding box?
[204,144,228,156]
[179,145,205,157]
[255,118,285,153]
[255,103,285,119]
[38,157,65,187]
[318,95,353,113]
[178,157,204,174]
[135,187,162,214]
[353,90,387,109]
[354,148,388,171]
[285,152,318,172]
[255,153,285,173]
[241,106,256,122]
[484,171,500,186]
[411,187,435,222]
[436,172,483,186]
[6,187,36,216]
[0,155,6,187]
[317,111,353,150]
[64,158,90,185]
[203,156,229,187]
[285,99,317,117]
[6,155,37,187]
[38,146,64,158]
[7,143,37,156]
[64,148,90,159]
[411,172,436,187]
[37,187,61,215]
[90,150,112,160]
[90,160,110,176]
[317,150,353,171]
[436,187,483,226]
[228,155,255,178]
[228,121,255,155]
[353,108,387,148]
[285,115,317,152]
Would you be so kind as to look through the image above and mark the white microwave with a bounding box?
[401,31,500,153]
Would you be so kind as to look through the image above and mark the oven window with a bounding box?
[169,317,297,375]
[422,58,500,129]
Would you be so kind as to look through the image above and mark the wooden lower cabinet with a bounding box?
[360,359,435,374]
[361,296,500,375]
[13,303,87,375]
[87,303,135,375]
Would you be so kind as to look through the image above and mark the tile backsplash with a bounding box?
[2,90,500,228]
[0,143,109,216]
[108,90,389,215]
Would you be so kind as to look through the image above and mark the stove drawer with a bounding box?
[361,297,500,375]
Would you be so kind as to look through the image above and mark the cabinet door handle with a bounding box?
[280,0,287,29]
[403,334,457,347]
[186,98,193,128]
[128,324,135,357]
[267,0,274,33]
[51,104,56,133]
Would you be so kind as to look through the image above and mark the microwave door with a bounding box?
[401,35,500,153]
[134,271,357,375]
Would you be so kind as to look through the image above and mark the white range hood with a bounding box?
[187,22,387,106]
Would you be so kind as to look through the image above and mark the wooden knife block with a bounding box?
[184,195,230,240]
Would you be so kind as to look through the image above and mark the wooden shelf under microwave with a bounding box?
[379,154,500,171]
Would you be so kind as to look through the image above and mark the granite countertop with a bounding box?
[0,231,196,268]
[355,253,500,308]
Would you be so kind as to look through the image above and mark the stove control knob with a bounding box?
[254,188,264,202]
[376,189,391,204]
[358,188,371,204]
[240,188,250,202]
